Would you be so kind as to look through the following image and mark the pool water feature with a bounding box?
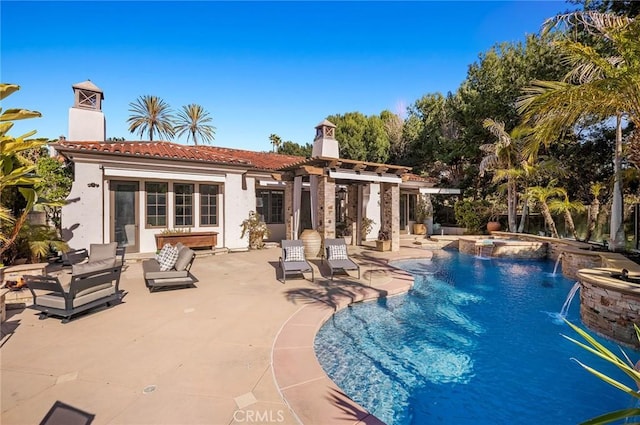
[314,251,637,424]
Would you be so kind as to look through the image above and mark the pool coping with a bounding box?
[271,251,427,425]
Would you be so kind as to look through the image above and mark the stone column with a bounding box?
[382,183,400,252]
[284,180,293,240]
[347,185,358,245]
[317,176,336,240]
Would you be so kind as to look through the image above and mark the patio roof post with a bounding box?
[382,182,400,252]
[285,180,294,240]
[347,185,358,245]
[317,175,336,240]
[310,175,318,230]
[292,176,302,239]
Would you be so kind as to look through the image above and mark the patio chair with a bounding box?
[279,240,314,284]
[323,238,360,280]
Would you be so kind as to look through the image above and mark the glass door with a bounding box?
[110,181,139,253]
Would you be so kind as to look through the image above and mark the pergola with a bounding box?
[277,156,412,252]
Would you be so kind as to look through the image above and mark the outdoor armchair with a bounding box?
[279,240,314,284]
[323,238,360,280]
[26,262,123,323]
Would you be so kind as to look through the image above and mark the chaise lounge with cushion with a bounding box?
[323,238,360,280]
[279,239,314,284]
[26,246,123,323]
[142,243,197,292]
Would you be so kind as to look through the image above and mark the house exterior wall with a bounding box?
[60,154,278,253]
[225,173,255,251]
[61,161,104,249]
[68,108,106,141]
[362,183,381,240]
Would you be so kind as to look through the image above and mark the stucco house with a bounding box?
[53,81,444,254]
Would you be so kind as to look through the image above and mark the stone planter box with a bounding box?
[155,232,218,250]
[376,240,391,252]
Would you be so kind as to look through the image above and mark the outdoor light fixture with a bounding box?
[337,187,347,201]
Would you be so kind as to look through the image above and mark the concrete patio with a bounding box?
[1,240,438,425]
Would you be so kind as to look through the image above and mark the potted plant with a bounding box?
[413,196,432,235]
[240,211,270,249]
[376,230,391,252]
[336,219,353,245]
[361,217,375,242]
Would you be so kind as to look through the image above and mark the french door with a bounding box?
[110,181,139,253]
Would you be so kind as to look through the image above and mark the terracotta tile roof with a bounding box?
[52,141,307,171]
[405,173,438,183]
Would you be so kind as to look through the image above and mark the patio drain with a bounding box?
[142,385,157,394]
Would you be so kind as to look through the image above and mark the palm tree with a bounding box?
[175,104,216,145]
[517,12,640,251]
[526,183,564,239]
[585,182,604,242]
[127,95,175,141]
[480,119,532,233]
[549,188,586,240]
[269,134,282,153]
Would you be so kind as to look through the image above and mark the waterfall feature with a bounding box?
[475,240,494,258]
[560,282,581,319]
[552,253,564,276]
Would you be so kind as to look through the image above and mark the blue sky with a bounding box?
[2,1,576,151]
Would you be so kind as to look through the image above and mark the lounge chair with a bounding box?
[143,243,197,292]
[323,238,360,280]
[279,240,314,284]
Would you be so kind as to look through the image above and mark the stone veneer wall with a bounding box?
[580,279,640,349]
[381,183,400,252]
[317,176,336,240]
[458,237,547,259]
[561,249,602,280]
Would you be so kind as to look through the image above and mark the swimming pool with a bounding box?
[314,250,636,424]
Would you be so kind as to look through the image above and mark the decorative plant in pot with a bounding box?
[240,211,270,249]
[336,218,354,245]
[361,217,375,242]
[376,230,391,252]
[413,196,432,235]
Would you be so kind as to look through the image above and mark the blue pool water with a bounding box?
[314,251,638,424]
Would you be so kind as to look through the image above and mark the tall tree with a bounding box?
[127,95,175,141]
[480,119,533,233]
[549,188,586,240]
[584,182,604,241]
[175,104,216,145]
[327,112,389,161]
[269,133,282,153]
[517,12,640,251]
[277,140,312,157]
[527,183,564,238]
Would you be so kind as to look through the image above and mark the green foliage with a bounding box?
[34,155,72,229]
[19,223,69,263]
[454,200,490,234]
[175,104,216,145]
[327,112,391,162]
[563,320,640,424]
[415,196,432,223]
[240,211,270,249]
[277,141,312,157]
[361,217,375,240]
[159,228,192,235]
[0,83,46,259]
